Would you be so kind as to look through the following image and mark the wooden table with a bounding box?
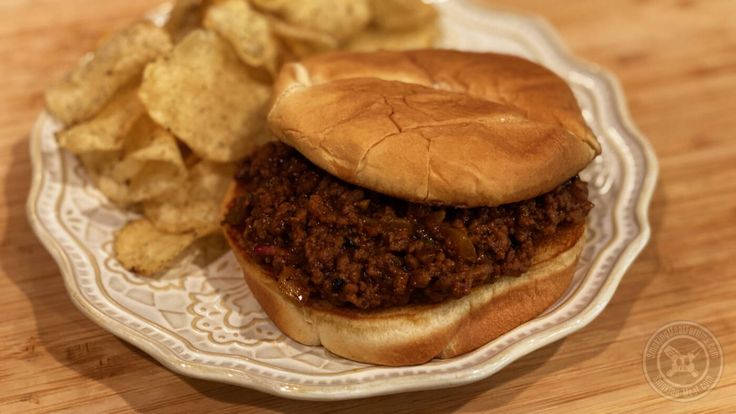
[1,0,734,412]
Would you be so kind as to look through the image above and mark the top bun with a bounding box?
[267,50,601,207]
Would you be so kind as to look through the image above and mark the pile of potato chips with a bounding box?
[45,0,439,276]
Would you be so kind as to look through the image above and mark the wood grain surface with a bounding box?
[1,0,734,412]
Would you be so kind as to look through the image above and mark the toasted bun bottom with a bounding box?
[223,211,585,366]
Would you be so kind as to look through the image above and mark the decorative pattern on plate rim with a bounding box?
[26,0,657,400]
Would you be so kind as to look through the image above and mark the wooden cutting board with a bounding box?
[0,0,734,412]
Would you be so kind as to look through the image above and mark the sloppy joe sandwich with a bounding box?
[222,50,601,366]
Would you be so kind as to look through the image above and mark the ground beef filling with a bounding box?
[224,142,593,310]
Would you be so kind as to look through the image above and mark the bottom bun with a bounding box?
[223,206,585,366]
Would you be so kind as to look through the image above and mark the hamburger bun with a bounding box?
[268,50,600,207]
[222,183,585,366]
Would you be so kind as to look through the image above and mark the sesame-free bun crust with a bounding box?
[268,50,601,207]
[223,183,585,366]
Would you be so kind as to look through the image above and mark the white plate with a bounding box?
[27,0,657,401]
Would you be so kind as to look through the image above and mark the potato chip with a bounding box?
[78,116,186,206]
[346,19,439,52]
[114,116,185,176]
[368,0,438,31]
[46,22,171,126]
[165,0,206,42]
[269,19,337,58]
[204,0,279,73]
[143,161,235,236]
[79,151,130,205]
[57,83,143,154]
[191,233,230,267]
[114,116,187,200]
[247,0,288,12]
[252,0,370,43]
[114,219,197,276]
[150,232,230,277]
[139,30,271,162]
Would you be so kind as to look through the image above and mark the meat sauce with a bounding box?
[224,142,592,310]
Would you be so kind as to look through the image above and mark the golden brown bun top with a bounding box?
[268,50,601,207]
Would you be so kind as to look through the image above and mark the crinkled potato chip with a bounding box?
[79,151,130,205]
[143,161,235,237]
[270,19,337,58]
[45,22,171,126]
[252,0,370,43]
[113,116,187,201]
[151,233,231,277]
[204,0,279,73]
[114,219,197,276]
[113,115,186,179]
[165,0,206,42]
[346,19,439,52]
[78,116,186,206]
[57,83,143,154]
[248,0,288,12]
[139,30,271,162]
[190,233,230,267]
[368,0,438,31]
